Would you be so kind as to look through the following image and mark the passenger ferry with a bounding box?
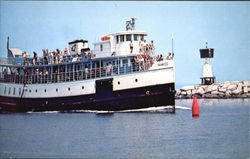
[0,18,175,112]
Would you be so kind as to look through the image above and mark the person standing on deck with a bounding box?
[139,40,142,53]
[143,40,147,54]
[42,49,49,65]
[22,52,27,65]
[33,51,38,65]
[26,52,30,65]
[149,40,155,55]
[129,40,133,54]
[140,39,145,54]
[64,48,69,56]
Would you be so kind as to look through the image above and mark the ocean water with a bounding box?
[0,98,249,159]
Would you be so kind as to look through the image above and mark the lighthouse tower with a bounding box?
[200,42,215,85]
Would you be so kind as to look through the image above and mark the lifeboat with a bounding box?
[101,36,110,41]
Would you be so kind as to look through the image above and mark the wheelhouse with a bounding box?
[94,31,148,58]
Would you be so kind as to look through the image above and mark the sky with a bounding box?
[0,1,249,88]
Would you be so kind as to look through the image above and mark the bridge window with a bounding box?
[120,35,124,42]
[140,35,145,41]
[126,34,132,41]
[116,36,119,44]
[134,34,138,41]
[100,44,103,51]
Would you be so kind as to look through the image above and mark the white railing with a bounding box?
[0,61,154,84]
[0,54,91,66]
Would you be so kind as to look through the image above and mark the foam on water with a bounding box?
[175,105,191,110]
[27,111,60,114]
[25,105,191,114]
[118,106,173,113]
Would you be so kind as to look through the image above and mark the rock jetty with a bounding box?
[175,81,250,99]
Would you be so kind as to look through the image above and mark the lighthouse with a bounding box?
[200,42,215,85]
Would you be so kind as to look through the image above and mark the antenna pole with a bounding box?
[80,21,82,39]
[172,33,174,54]
[7,36,9,50]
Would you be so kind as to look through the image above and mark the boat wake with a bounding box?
[26,106,191,114]
[119,106,174,113]
[175,105,191,110]
[27,111,60,114]
[118,105,191,113]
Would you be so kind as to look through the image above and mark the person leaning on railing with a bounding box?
[166,52,174,60]
[149,40,155,54]
[42,49,49,65]
[22,51,29,65]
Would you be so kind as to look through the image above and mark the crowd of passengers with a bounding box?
[20,39,173,66]
[129,40,155,55]
[2,60,147,84]
[3,68,91,84]
[2,53,174,84]
[22,48,95,66]
[2,38,175,83]
[155,52,174,61]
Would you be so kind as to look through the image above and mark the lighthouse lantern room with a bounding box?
[200,42,216,85]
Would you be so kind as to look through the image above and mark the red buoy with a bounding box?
[192,96,200,117]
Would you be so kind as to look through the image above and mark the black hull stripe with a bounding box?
[0,83,175,112]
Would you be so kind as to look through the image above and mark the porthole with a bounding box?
[44,89,47,93]
[29,89,31,93]
[82,86,84,90]
[8,87,11,94]
[56,88,58,92]
[19,88,21,95]
[4,87,6,94]
[36,89,38,93]
[13,88,15,95]
[68,87,70,91]
[135,79,138,82]
[118,81,120,85]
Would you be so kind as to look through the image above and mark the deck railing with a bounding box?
[0,54,90,66]
[0,61,154,84]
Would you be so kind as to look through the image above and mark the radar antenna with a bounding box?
[126,18,136,31]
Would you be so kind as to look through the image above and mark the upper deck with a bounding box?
[0,18,174,85]
[0,53,174,85]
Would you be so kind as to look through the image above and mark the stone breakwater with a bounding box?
[176,81,250,99]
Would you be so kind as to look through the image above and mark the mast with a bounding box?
[171,33,174,54]
[7,36,10,57]
[7,36,9,51]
